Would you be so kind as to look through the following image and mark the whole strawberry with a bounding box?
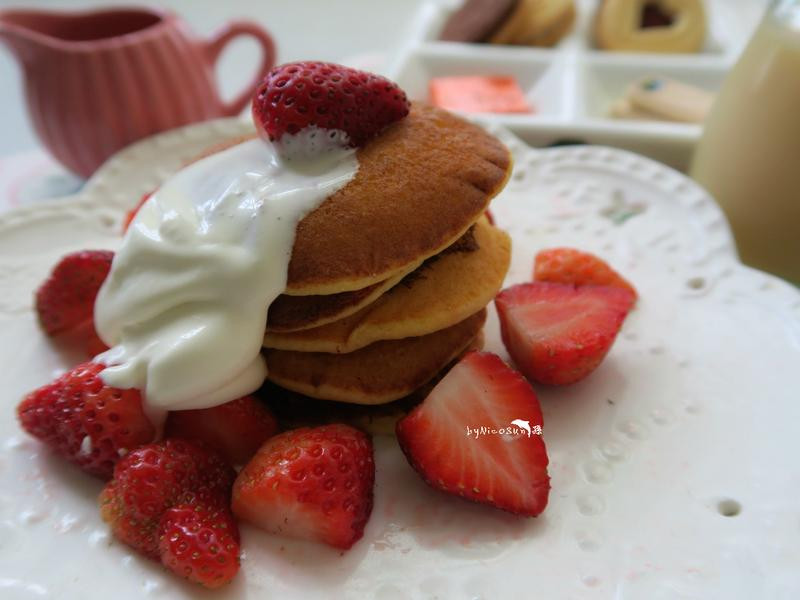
[100,439,239,587]
[165,395,279,465]
[17,361,155,479]
[252,61,410,147]
[35,250,114,356]
[159,504,240,589]
[534,247,637,300]
[233,424,374,550]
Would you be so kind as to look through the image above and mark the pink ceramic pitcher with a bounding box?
[0,7,276,177]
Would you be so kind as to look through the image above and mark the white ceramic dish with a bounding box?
[388,0,769,170]
[1,119,799,599]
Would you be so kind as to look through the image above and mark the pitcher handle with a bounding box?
[204,21,277,117]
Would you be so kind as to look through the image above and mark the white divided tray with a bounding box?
[388,0,768,170]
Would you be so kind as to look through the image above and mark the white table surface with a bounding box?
[0,0,438,156]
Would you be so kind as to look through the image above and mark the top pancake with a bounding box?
[284,102,512,295]
[184,104,510,296]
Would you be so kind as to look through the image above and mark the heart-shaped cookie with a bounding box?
[595,0,707,53]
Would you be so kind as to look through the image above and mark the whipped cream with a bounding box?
[94,129,358,416]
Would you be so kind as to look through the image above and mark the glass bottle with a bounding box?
[690,0,800,283]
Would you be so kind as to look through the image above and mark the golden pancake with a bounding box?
[266,221,485,332]
[284,102,511,295]
[263,218,509,352]
[262,333,484,434]
[266,267,412,333]
[263,309,486,405]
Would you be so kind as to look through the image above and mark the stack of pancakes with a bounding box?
[257,103,513,431]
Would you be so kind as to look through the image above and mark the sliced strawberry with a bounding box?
[122,192,152,234]
[35,250,114,354]
[165,395,279,465]
[158,504,240,589]
[100,439,236,560]
[533,247,637,299]
[495,282,635,385]
[252,61,410,147]
[396,351,549,516]
[232,424,374,550]
[17,361,155,479]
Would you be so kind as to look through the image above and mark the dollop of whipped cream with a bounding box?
[94,127,358,418]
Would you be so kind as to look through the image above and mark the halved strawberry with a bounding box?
[232,424,374,550]
[495,282,634,385]
[252,61,410,147]
[396,351,549,516]
[35,250,114,357]
[17,361,155,479]
[533,247,637,299]
[165,395,279,465]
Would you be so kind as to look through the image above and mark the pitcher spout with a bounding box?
[0,10,48,62]
[0,7,166,62]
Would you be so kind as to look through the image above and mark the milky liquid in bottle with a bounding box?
[690,0,800,283]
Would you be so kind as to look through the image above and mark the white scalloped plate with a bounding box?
[1,119,799,600]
